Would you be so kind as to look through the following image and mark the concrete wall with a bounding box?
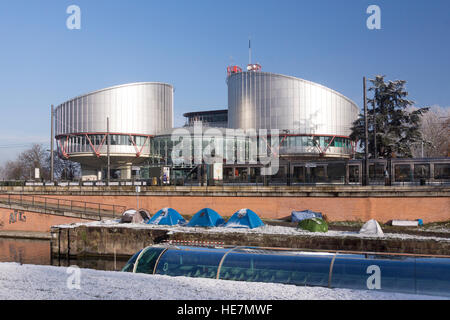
[52,225,450,258]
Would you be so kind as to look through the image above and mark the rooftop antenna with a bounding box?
[247,38,261,72]
[248,38,252,65]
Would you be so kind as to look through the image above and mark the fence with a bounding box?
[0,158,449,187]
[0,193,126,220]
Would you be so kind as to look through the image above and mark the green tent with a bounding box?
[298,217,328,233]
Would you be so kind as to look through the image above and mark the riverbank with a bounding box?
[51,219,450,258]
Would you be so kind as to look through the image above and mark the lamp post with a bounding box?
[107,117,110,183]
[363,77,369,186]
[373,99,377,159]
[50,105,54,181]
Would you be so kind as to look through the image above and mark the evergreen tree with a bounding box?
[350,75,428,158]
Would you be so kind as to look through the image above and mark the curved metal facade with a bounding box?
[227,72,359,157]
[56,82,173,137]
[55,82,173,164]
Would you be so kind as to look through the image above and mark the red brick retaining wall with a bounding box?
[0,207,91,233]
[47,195,449,223]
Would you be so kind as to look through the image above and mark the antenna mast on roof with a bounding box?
[247,38,262,72]
[249,38,251,65]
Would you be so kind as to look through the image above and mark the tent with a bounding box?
[359,219,384,236]
[224,209,265,229]
[120,209,151,224]
[186,208,225,227]
[291,210,323,223]
[147,208,186,226]
[298,217,328,233]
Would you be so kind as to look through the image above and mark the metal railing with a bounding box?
[0,193,126,220]
[0,176,449,188]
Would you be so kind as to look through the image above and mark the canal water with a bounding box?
[0,237,129,271]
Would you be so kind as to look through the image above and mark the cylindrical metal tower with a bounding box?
[55,82,173,180]
[227,71,359,158]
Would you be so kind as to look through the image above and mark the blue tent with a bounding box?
[291,210,323,223]
[147,208,186,226]
[224,209,265,229]
[186,208,225,227]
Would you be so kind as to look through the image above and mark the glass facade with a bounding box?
[150,132,259,166]
[155,246,228,279]
[184,111,228,128]
[56,134,151,154]
[149,132,352,166]
[218,250,333,286]
[123,245,450,297]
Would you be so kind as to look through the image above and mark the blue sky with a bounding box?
[0,0,449,164]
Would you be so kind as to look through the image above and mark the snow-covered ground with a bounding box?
[57,219,450,243]
[0,262,447,300]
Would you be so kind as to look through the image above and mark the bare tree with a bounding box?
[0,143,81,181]
[1,144,50,180]
[1,160,25,180]
[18,144,51,180]
[411,105,450,158]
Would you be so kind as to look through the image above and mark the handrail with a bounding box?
[0,193,126,220]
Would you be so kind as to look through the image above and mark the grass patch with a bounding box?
[328,221,365,228]
[419,221,450,231]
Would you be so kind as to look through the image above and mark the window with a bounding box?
[434,164,450,180]
[394,165,412,182]
[310,166,326,183]
[319,137,325,147]
[349,165,360,183]
[293,166,305,183]
[134,247,166,274]
[323,137,332,147]
[369,163,385,181]
[414,164,430,180]
[110,135,118,145]
[328,163,346,182]
[155,248,227,279]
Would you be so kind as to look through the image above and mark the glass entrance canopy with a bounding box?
[122,245,450,297]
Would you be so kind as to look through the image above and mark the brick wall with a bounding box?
[44,194,449,223]
[0,207,91,233]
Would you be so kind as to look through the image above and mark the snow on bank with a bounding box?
[56,219,450,243]
[0,263,446,300]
